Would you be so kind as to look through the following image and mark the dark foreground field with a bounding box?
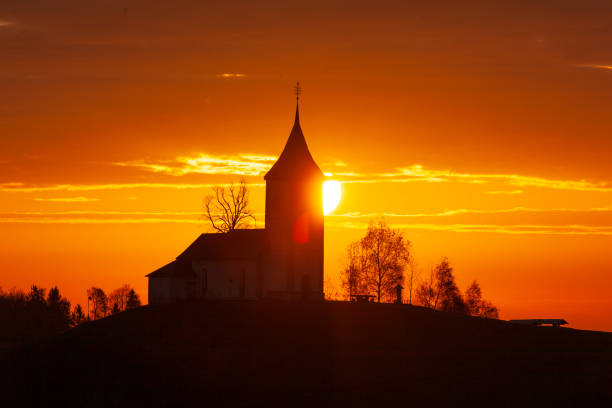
[2,300,611,407]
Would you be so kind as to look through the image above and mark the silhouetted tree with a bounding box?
[111,302,120,315]
[341,220,410,302]
[126,289,141,309]
[27,285,46,306]
[340,241,369,299]
[204,179,256,233]
[25,285,48,331]
[108,284,132,312]
[71,304,85,325]
[1,285,77,344]
[415,258,466,313]
[87,287,107,319]
[465,280,499,319]
[415,268,437,309]
[47,286,72,331]
[433,258,466,313]
[361,221,410,302]
[324,276,342,300]
[405,256,419,305]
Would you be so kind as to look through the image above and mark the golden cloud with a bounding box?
[332,206,612,218]
[34,196,100,202]
[486,190,524,195]
[326,221,612,236]
[376,165,612,192]
[2,206,611,237]
[580,64,612,71]
[0,182,265,193]
[216,73,246,78]
[114,153,277,176]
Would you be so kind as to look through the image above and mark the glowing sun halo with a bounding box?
[323,180,342,215]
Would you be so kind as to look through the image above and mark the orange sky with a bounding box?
[1,1,612,331]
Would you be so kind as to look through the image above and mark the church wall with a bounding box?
[148,276,194,304]
[192,259,259,299]
[264,179,324,298]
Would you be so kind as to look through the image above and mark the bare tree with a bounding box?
[204,179,256,233]
[107,284,132,312]
[340,241,369,299]
[362,221,410,303]
[71,304,85,325]
[415,267,437,309]
[415,258,466,313]
[126,289,141,309]
[433,258,466,313]
[340,220,410,303]
[86,287,107,319]
[323,276,342,301]
[465,280,499,319]
[405,256,420,305]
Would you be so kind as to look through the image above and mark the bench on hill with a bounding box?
[350,294,376,303]
[509,319,568,328]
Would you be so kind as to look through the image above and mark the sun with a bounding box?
[323,180,342,215]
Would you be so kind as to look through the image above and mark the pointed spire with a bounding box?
[264,83,323,181]
[294,101,300,127]
[294,81,301,127]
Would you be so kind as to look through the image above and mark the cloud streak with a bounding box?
[332,206,612,218]
[34,196,100,202]
[580,64,612,71]
[326,221,612,236]
[377,165,612,192]
[3,156,611,196]
[2,207,611,236]
[486,190,523,195]
[0,182,265,193]
[1,214,609,236]
[114,154,277,176]
[216,73,246,78]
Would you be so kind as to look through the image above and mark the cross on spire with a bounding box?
[295,81,302,102]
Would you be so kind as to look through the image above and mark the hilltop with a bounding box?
[2,300,611,407]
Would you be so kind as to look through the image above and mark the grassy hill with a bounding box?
[2,299,611,407]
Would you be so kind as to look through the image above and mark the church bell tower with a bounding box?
[264,84,325,299]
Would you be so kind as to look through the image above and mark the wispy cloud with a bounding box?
[0,210,265,225]
[326,221,612,236]
[216,73,246,78]
[579,64,612,71]
[0,217,201,224]
[375,165,612,192]
[3,207,610,237]
[1,216,609,235]
[0,182,265,193]
[34,196,100,203]
[486,190,524,195]
[114,153,277,176]
[332,206,612,218]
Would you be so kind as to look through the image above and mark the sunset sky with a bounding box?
[2,1,612,330]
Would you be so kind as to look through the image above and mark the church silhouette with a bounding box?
[147,98,325,303]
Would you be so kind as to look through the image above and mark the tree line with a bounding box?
[0,284,141,347]
[339,220,499,319]
[86,285,141,320]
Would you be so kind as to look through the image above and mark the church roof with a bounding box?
[146,259,195,278]
[177,229,268,261]
[264,104,325,181]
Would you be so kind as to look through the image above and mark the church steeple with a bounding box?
[264,83,324,181]
[263,83,325,299]
[294,81,301,126]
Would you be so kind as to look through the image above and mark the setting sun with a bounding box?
[323,180,342,215]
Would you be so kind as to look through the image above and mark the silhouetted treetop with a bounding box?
[203,179,256,233]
